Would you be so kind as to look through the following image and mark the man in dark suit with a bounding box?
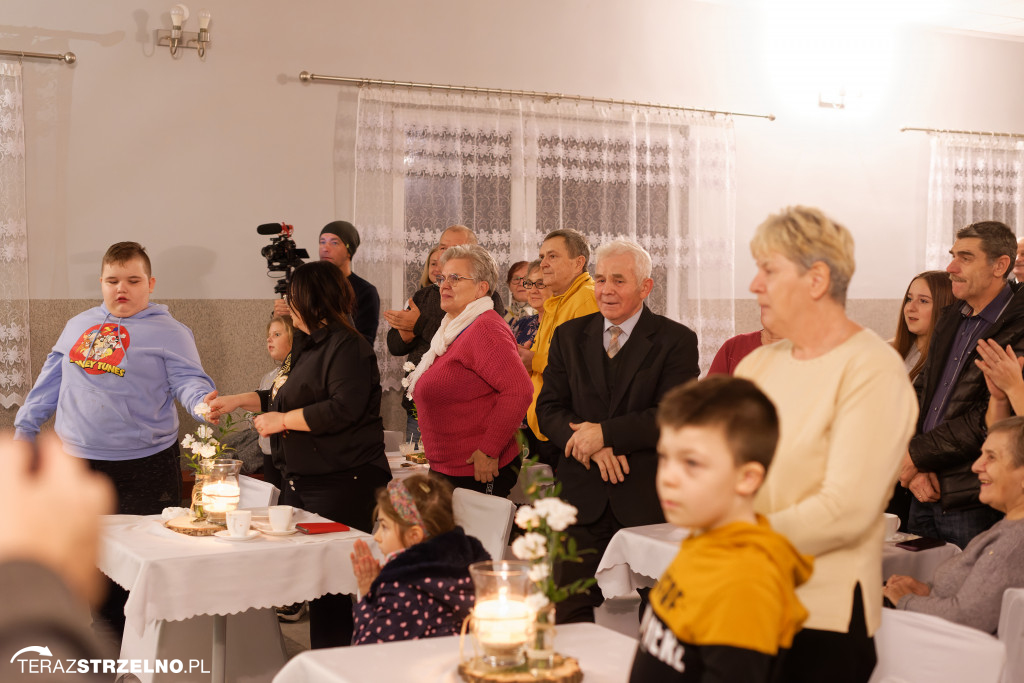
[537,239,699,623]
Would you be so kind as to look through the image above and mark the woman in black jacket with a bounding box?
[210,260,390,648]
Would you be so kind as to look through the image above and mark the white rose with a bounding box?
[403,362,416,372]
[528,562,550,582]
[525,592,550,612]
[181,434,194,448]
[197,424,212,440]
[189,441,204,455]
[194,402,211,418]
[199,443,217,459]
[401,377,411,388]
[515,505,540,530]
[511,532,548,561]
[533,497,577,532]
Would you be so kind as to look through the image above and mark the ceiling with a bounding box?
[924,0,1024,39]
[705,1,1024,41]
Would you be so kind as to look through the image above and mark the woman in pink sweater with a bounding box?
[406,244,533,497]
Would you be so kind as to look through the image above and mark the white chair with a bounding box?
[869,607,1006,683]
[238,474,279,509]
[452,487,516,562]
[999,588,1024,683]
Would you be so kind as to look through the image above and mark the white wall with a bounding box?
[5,0,1024,300]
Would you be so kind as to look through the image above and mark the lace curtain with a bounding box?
[0,60,30,407]
[925,133,1024,269]
[340,87,735,390]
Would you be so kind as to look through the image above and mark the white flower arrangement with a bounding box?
[180,409,241,473]
[510,456,595,607]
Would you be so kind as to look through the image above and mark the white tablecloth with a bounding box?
[272,622,639,683]
[99,510,372,633]
[595,523,962,599]
[387,451,430,480]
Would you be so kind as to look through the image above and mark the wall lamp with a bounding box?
[155,4,211,59]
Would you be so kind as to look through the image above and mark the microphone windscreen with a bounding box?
[257,223,283,235]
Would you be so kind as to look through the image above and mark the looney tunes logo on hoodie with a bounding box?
[68,323,130,377]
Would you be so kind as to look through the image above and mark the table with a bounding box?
[99,510,373,683]
[595,524,963,599]
[387,451,430,480]
[272,622,639,683]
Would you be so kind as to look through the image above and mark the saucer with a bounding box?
[214,529,260,542]
[252,521,299,536]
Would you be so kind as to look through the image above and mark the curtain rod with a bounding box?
[0,49,76,64]
[297,71,774,121]
[901,126,1024,140]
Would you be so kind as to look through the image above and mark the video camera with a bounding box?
[257,222,309,296]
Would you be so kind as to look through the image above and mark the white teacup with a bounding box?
[226,509,252,538]
[883,512,901,541]
[269,505,294,532]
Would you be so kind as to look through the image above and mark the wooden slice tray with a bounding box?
[457,656,582,683]
[165,515,222,536]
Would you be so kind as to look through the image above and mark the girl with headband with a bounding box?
[349,475,490,644]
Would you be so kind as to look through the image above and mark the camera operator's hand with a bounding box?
[273,298,291,319]
[384,298,420,343]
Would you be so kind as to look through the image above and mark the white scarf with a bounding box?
[405,295,494,400]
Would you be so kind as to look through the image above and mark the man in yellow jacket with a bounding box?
[525,228,599,466]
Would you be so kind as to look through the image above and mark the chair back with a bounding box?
[869,607,1005,683]
[239,475,280,509]
[999,588,1024,683]
[452,487,516,562]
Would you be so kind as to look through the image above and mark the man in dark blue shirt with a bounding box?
[904,220,1024,548]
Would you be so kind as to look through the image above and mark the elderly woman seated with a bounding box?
[883,415,1024,633]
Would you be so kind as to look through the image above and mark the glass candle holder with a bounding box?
[201,459,241,525]
[468,560,533,669]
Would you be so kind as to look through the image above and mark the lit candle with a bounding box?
[473,598,531,648]
[202,481,240,513]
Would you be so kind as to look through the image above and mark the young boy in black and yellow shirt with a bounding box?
[629,376,813,683]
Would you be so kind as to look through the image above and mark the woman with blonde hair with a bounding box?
[735,206,918,683]
[419,245,443,290]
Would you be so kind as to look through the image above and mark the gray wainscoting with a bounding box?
[0,298,901,436]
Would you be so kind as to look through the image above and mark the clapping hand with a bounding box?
[350,539,381,595]
[384,299,421,332]
[975,339,1024,402]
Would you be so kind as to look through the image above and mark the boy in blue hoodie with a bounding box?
[15,242,215,515]
[629,376,813,683]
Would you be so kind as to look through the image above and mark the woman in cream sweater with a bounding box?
[735,206,919,683]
